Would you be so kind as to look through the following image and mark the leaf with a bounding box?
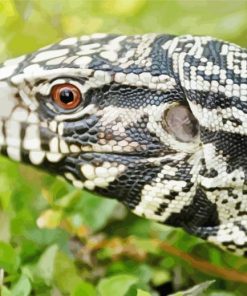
[151,269,171,286]
[0,242,20,273]
[70,192,118,232]
[13,0,33,20]
[0,212,10,242]
[55,190,81,209]
[36,209,62,229]
[53,251,82,294]
[209,292,236,296]
[168,280,215,296]
[101,0,146,17]
[131,238,159,255]
[98,274,138,296]
[11,274,31,296]
[24,228,69,250]
[35,244,58,286]
[1,286,12,296]
[72,281,97,296]
[137,290,152,296]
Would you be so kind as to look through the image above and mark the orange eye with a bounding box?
[51,83,82,109]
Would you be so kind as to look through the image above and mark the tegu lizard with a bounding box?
[0,33,246,255]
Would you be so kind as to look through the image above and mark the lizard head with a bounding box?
[0,34,246,254]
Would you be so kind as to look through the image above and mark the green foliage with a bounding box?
[0,0,247,295]
[98,274,138,296]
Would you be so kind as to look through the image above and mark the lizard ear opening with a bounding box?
[162,104,199,142]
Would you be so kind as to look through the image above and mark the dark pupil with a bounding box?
[60,89,74,104]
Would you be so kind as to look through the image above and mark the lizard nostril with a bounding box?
[162,104,199,142]
[51,83,82,110]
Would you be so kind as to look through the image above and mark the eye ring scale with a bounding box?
[51,83,82,110]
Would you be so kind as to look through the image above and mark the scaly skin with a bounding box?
[0,33,246,255]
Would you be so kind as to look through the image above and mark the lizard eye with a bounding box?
[51,83,82,110]
[163,104,199,142]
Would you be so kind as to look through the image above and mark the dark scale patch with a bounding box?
[62,115,100,146]
[116,37,143,57]
[202,40,247,82]
[148,35,175,76]
[193,225,220,240]
[165,187,219,231]
[154,191,179,216]
[189,87,218,108]
[39,126,57,152]
[191,88,246,112]
[89,56,113,70]
[201,40,226,71]
[231,96,247,113]
[201,127,247,173]
[174,162,194,181]
[84,34,176,76]
[38,34,120,71]
[202,40,223,66]
[199,167,218,178]
[88,83,184,110]
[41,156,74,176]
[222,117,242,127]
[181,39,247,112]
[122,66,146,75]
[79,153,162,209]
[183,55,204,77]
[235,202,241,210]
[63,115,99,135]
[80,35,151,74]
[154,161,195,216]
[60,156,86,180]
[124,114,172,157]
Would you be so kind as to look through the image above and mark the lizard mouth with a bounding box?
[0,115,181,167]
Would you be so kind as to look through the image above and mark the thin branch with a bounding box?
[78,236,247,284]
[157,240,247,284]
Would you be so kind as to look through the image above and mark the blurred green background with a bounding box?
[0,0,247,295]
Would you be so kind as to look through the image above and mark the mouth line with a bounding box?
[0,119,178,161]
[0,143,178,163]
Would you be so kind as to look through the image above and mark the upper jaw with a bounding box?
[0,77,51,164]
[0,80,19,119]
[0,79,20,160]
